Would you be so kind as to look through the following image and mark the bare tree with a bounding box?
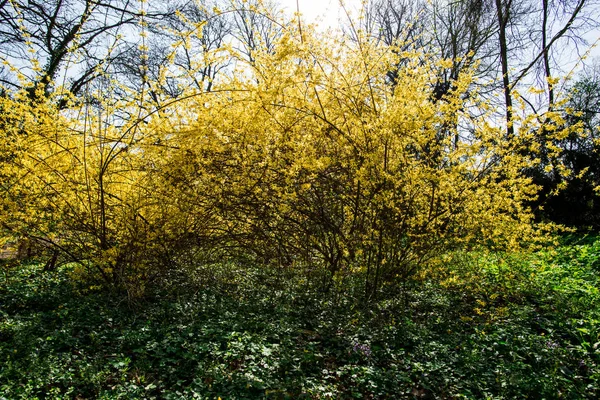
[137,0,232,95]
[514,0,596,110]
[360,0,598,134]
[356,0,429,85]
[428,0,500,100]
[358,0,499,96]
[0,0,147,105]
[230,0,283,64]
[492,0,599,135]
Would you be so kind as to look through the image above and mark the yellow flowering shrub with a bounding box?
[0,13,564,295]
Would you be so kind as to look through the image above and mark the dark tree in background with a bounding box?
[529,67,600,230]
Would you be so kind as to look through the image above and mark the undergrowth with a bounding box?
[0,239,599,399]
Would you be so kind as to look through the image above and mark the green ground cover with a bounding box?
[1,238,599,399]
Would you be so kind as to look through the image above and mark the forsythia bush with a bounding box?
[0,17,563,296]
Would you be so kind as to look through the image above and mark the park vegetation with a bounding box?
[1,0,599,398]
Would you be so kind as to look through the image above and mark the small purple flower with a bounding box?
[353,343,372,357]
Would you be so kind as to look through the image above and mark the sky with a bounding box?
[277,0,360,30]
[276,0,599,76]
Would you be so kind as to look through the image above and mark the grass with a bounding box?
[0,239,599,399]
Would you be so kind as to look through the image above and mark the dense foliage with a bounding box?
[1,239,599,398]
[528,73,600,230]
